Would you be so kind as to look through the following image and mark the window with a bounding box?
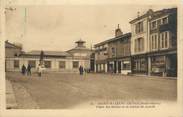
[151,21,157,29]
[44,61,51,68]
[135,21,143,34]
[14,60,19,68]
[123,63,130,70]
[133,58,147,72]
[28,60,36,68]
[165,32,168,48]
[111,47,115,56]
[135,38,144,52]
[73,61,79,68]
[162,17,168,24]
[59,61,66,69]
[14,53,18,57]
[157,19,162,25]
[151,34,158,50]
[160,31,169,49]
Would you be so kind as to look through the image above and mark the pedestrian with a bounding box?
[79,65,84,75]
[37,64,42,77]
[27,64,32,76]
[21,64,26,75]
[84,68,87,75]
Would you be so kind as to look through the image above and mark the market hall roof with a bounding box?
[67,39,92,52]
[5,40,22,49]
[21,50,72,57]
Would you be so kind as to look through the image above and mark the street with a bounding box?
[6,72,177,109]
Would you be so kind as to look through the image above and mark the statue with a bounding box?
[40,50,44,65]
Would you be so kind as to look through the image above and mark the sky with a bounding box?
[5,4,176,52]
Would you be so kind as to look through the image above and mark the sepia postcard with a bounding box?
[0,0,183,117]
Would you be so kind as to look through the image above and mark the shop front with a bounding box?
[117,57,131,75]
[150,56,166,76]
[150,54,177,77]
[132,55,148,75]
[107,61,116,73]
[95,60,108,73]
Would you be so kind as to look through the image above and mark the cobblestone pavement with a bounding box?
[6,72,177,109]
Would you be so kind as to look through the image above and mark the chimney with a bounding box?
[115,24,123,37]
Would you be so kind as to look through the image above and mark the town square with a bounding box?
[4,5,177,109]
[6,72,176,109]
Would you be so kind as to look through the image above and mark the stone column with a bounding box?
[148,57,151,76]
[105,63,107,73]
[116,61,118,73]
[94,64,96,72]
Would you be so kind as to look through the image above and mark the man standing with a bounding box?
[79,65,84,75]
[27,64,32,76]
[21,64,26,75]
[37,64,42,77]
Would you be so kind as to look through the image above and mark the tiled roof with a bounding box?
[5,41,22,49]
[94,32,131,47]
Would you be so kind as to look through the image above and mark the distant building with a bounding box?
[94,40,109,73]
[5,41,23,71]
[5,40,93,73]
[107,32,131,74]
[94,26,131,74]
[5,40,22,58]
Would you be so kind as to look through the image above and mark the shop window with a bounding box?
[133,58,146,72]
[28,60,36,68]
[73,61,79,68]
[59,61,66,69]
[140,59,146,71]
[14,60,19,68]
[44,61,51,68]
[123,63,130,70]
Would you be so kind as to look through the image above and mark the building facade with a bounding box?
[5,40,22,58]
[129,10,151,75]
[107,32,131,74]
[5,40,93,73]
[94,41,109,73]
[94,26,131,75]
[148,8,177,77]
[130,8,177,77]
[94,8,177,77]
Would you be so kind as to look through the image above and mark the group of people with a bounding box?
[21,64,32,76]
[22,64,88,76]
[21,64,44,77]
[79,65,90,75]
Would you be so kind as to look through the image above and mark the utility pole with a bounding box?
[21,8,26,39]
